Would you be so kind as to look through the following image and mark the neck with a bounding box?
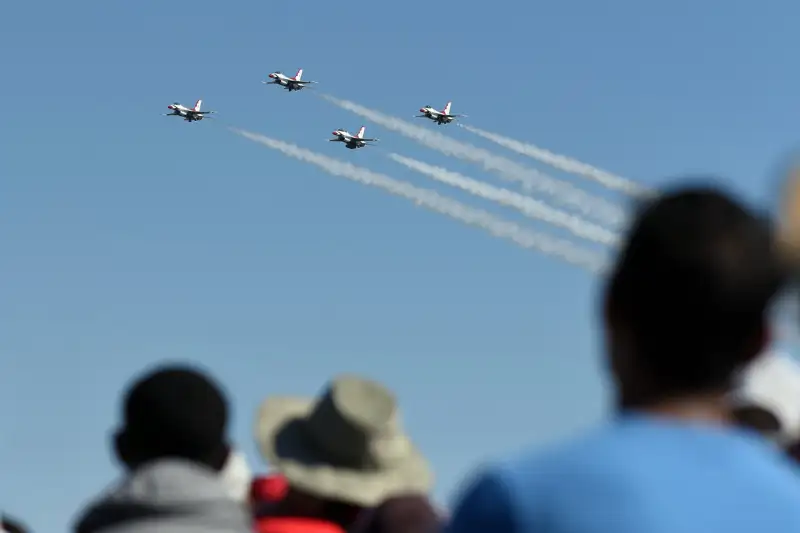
[620,392,732,426]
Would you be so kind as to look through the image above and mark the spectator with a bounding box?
[446,186,800,533]
[72,364,253,533]
[732,351,800,450]
[253,375,432,533]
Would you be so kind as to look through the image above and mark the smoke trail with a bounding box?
[318,94,628,228]
[230,127,608,273]
[458,124,653,199]
[388,152,620,248]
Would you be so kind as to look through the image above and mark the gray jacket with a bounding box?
[73,459,253,533]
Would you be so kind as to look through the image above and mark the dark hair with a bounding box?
[607,185,786,395]
[114,364,229,471]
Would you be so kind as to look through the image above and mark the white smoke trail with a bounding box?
[230,127,609,273]
[459,124,654,199]
[388,152,620,248]
[318,94,628,228]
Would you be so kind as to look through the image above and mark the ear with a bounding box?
[113,429,133,469]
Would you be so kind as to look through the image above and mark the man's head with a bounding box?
[254,375,432,528]
[604,186,786,407]
[114,364,230,471]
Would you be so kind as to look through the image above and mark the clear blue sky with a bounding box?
[3,0,800,530]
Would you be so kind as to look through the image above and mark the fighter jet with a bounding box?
[416,101,466,125]
[265,68,318,91]
[329,126,379,149]
[164,99,215,122]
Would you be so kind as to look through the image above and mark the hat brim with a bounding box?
[254,396,433,507]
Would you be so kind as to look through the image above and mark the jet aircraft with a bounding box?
[329,126,379,149]
[265,68,318,91]
[416,101,466,125]
[164,99,215,122]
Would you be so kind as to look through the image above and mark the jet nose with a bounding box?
[419,108,426,113]
[269,73,276,78]
[332,131,338,135]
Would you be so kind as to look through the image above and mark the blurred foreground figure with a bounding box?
[732,351,800,456]
[447,186,800,533]
[253,375,432,533]
[72,364,253,533]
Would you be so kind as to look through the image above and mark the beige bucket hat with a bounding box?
[254,375,433,507]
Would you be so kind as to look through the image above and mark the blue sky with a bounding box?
[3,0,800,530]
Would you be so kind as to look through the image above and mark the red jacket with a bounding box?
[254,517,345,533]
[251,474,289,504]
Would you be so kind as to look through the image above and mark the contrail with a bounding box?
[387,152,620,248]
[459,124,653,199]
[318,94,627,228]
[230,127,608,273]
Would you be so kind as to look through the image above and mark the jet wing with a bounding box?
[360,138,379,142]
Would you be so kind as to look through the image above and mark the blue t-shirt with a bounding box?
[446,415,800,533]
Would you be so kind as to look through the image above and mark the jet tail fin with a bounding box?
[294,68,303,81]
[193,99,202,112]
[356,126,366,138]
[443,101,452,115]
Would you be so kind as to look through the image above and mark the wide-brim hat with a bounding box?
[254,375,433,507]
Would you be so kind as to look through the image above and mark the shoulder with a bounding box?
[445,424,645,533]
[445,465,518,533]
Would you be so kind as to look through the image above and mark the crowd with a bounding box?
[8,182,800,533]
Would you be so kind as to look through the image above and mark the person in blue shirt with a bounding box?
[446,185,800,533]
